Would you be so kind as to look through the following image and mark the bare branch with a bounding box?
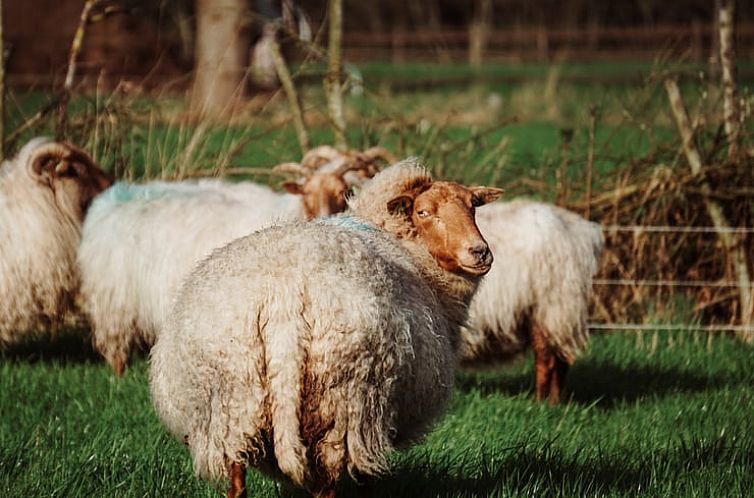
[665,78,753,341]
[268,24,310,155]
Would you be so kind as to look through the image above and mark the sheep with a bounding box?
[0,137,112,345]
[299,176,602,403]
[78,157,376,375]
[276,145,396,218]
[459,199,604,403]
[149,159,503,498]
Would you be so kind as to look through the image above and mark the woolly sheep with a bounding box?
[149,159,503,498]
[78,159,375,375]
[0,137,112,345]
[297,172,603,403]
[459,199,604,403]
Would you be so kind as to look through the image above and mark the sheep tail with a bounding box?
[264,310,309,487]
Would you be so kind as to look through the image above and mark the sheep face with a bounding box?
[388,181,503,276]
[28,142,113,222]
[283,160,373,220]
[283,172,350,219]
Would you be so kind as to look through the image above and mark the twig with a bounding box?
[178,167,293,179]
[268,24,310,155]
[664,80,703,172]
[585,106,598,219]
[57,0,101,136]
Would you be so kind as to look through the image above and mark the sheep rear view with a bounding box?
[79,156,375,376]
[0,138,111,344]
[460,199,604,403]
[149,160,503,498]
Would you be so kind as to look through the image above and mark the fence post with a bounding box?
[537,27,549,61]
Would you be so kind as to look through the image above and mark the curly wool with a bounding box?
[149,160,480,491]
[459,199,604,365]
[77,179,305,367]
[0,138,83,343]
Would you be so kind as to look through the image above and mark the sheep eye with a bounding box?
[417,210,430,218]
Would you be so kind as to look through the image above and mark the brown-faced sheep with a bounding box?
[298,176,603,403]
[0,138,111,344]
[149,159,503,498]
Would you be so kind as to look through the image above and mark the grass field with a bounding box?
[1,331,752,497]
[1,61,753,497]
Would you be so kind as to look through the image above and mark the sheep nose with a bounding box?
[469,243,492,266]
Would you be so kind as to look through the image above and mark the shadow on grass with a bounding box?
[339,436,753,497]
[565,361,742,408]
[0,328,101,365]
[455,359,745,410]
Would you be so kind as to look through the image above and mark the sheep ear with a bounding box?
[470,187,504,207]
[282,181,304,195]
[387,194,413,216]
[31,153,67,178]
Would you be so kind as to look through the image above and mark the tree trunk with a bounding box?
[719,0,740,159]
[325,0,346,150]
[249,22,279,90]
[469,0,492,69]
[190,0,251,119]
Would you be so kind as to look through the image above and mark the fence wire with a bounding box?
[594,224,753,334]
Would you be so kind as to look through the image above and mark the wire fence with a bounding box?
[590,224,752,335]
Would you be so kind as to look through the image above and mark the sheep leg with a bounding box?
[111,356,125,377]
[227,462,247,498]
[531,323,556,403]
[548,357,569,404]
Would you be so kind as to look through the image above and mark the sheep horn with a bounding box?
[362,146,397,165]
[301,145,342,170]
[330,158,372,178]
[273,162,312,178]
[31,143,71,162]
[28,142,71,175]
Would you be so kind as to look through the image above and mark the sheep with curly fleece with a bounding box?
[291,174,603,403]
[0,138,112,345]
[149,159,503,498]
[459,199,604,403]
[78,157,370,375]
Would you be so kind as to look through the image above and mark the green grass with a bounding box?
[1,331,751,497]
[2,66,753,496]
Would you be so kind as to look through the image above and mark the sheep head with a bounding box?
[27,140,113,221]
[277,146,395,220]
[281,156,381,220]
[387,180,503,276]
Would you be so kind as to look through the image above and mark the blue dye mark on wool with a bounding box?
[317,214,377,233]
[99,182,195,205]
